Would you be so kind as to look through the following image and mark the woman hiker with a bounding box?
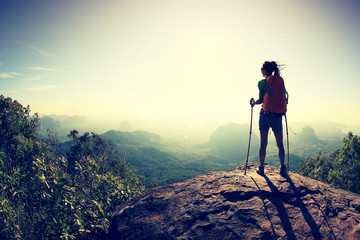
[250,61,287,176]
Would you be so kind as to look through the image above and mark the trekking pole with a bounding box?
[244,98,254,175]
[284,114,290,172]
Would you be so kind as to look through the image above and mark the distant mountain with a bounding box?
[299,120,346,137]
[296,125,323,144]
[56,129,232,186]
[119,120,132,131]
[40,114,89,132]
[39,114,91,142]
[40,116,61,130]
[102,130,161,146]
[44,114,89,126]
[209,123,259,163]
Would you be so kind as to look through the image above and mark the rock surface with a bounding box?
[108,163,360,240]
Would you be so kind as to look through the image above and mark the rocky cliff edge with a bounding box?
[108,163,360,240]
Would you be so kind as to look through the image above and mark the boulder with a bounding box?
[108,163,360,240]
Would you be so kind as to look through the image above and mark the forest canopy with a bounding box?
[296,132,360,194]
[0,95,145,240]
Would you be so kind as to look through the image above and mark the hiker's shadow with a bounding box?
[261,175,322,240]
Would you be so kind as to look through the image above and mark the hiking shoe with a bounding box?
[257,165,264,176]
[280,166,287,176]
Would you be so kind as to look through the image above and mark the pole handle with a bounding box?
[250,98,255,107]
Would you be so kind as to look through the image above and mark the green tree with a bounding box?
[0,95,42,171]
[327,132,360,193]
[0,95,145,239]
[296,132,360,194]
[296,152,330,183]
[66,130,92,174]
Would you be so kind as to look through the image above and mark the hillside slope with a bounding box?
[108,163,360,240]
[101,130,233,186]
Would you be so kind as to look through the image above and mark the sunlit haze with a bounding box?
[1,0,360,136]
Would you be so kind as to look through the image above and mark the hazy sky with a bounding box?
[1,0,360,132]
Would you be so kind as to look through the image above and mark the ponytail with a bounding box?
[271,61,279,75]
[263,61,284,76]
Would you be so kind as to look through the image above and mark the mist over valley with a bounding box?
[40,114,349,186]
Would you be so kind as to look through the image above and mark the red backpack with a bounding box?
[263,75,287,114]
